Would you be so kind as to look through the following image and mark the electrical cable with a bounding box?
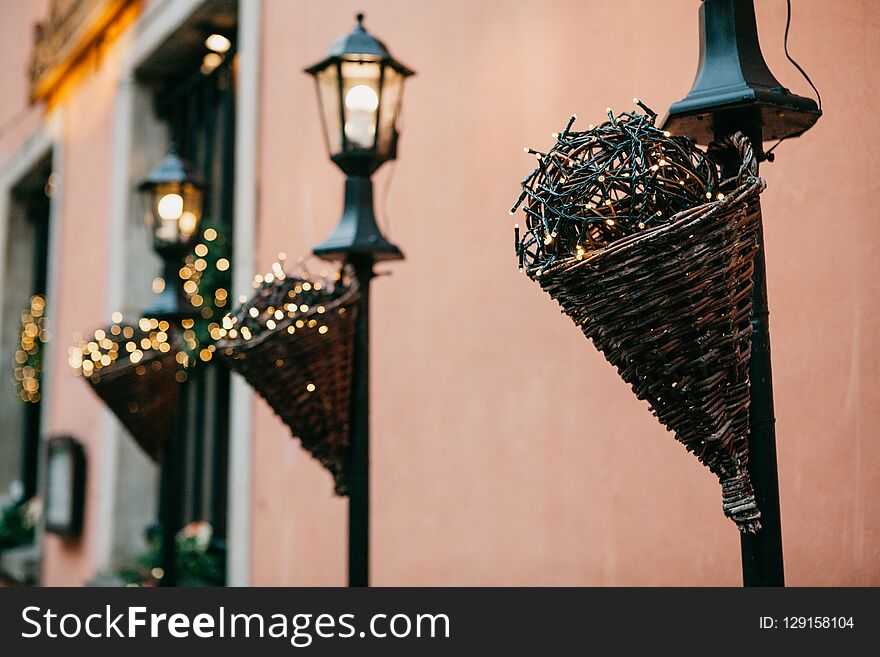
[765,0,823,159]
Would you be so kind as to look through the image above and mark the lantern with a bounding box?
[305,13,415,176]
[138,148,204,255]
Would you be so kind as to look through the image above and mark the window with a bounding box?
[0,154,53,509]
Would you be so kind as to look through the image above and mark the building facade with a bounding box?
[0,0,878,586]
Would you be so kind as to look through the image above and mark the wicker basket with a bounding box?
[217,274,359,495]
[76,324,184,461]
[527,135,764,532]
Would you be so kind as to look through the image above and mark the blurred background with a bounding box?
[0,0,877,586]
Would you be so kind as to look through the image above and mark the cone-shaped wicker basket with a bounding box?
[516,118,765,532]
[217,269,359,495]
[70,320,186,461]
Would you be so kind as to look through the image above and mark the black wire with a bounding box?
[765,0,823,159]
[783,0,822,111]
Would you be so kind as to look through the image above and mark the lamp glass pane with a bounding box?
[315,64,342,156]
[178,182,203,242]
[376,65,404,162]
[340,60,382,152]
[145,182,203,249]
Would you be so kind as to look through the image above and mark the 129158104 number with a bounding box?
[784,617,854,629]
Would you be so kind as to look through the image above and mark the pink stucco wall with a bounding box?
[251,0,880,585]
[0,0,47,163]
[41,28,125,587]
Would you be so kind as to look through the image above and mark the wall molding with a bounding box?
[227,0,262,588]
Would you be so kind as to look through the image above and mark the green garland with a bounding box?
[177,221,232,367]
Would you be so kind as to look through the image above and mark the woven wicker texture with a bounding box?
[217,270,359,495]
[515,117,765,533]
[71,321,186,461]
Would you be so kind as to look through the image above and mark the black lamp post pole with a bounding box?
[154,252,191,589]
[347,253,373,587]
[715,140,784,586]
[140,147,205,589]
[157,422,181,587]
[314,174,402,587]
[741,211,785,586]
[664,0,820,587]
[306,12,413,587]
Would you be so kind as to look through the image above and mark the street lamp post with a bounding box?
[305,13,414,587]
[138,147,204,587]
[663,0,821,587]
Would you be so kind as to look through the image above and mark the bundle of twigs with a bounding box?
[217,261,359,495]
[512,106,764,532]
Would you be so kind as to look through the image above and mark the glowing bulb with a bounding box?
[179,211,198,236]
[157,193,183,220]
[205,34,231,53]
[344,84,379,148]
[345,85,379,112]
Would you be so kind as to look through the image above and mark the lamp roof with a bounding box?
[138,147,204,190]
[662,0,820,145]
[304,13,415,78]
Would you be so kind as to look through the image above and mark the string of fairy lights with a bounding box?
[218,254,349,357]
[68,316,192,383]
[13,294,49,404]
[67,229,347,401]
[68,224,231,384]
[511,102,720,275]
